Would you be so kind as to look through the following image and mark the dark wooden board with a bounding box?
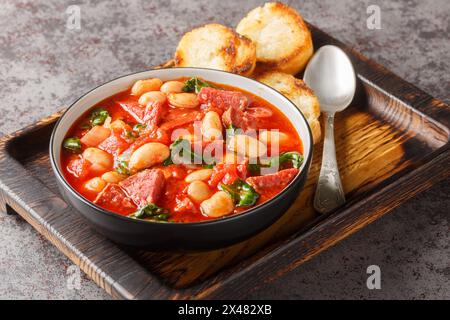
[0,24,449,299]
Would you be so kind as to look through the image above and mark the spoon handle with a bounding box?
[314,112,345,214]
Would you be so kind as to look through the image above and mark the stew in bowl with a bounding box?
[50,68,312,249]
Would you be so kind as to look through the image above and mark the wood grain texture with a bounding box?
[0,24,448,299]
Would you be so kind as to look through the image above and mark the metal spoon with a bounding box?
[303,45,356,214]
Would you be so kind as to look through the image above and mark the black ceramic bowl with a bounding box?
[50,68,313,251]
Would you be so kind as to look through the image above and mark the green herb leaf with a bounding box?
[163,138,183,165]
[79,122,92,130]
[249,151,304,173]
[116,160,130,176]
[133,124,147,131]
[63,137,82,153]
[248,163,263,175]
[219,179,260,207]
[226,124,239,139]
[89,108,109,126]
[124,129,138,140]
[270,151,304,169]
[164,138,204,166]
[129,204,170,221]
[182,77,215,94]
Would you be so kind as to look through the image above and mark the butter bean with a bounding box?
[185,169,213,183]
[84,177,106,193]
[138,91,167,106]
[202,111,222,140]
[101,171,127,183]
[160,81,185,94]
[83,147,113,170]
[200,191,235,218]
[131,78,163,96]
[129,142,170,171]
[259,131,290,146]
[227,134,267,158]
[167,93,199,108]
[187,181,211,203]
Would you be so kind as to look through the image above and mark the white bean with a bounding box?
[185,169,213,183]
[131,78,163,96]
[109,119,129,131]
[84,177,106,193]
[83,147,113,170]
[103,116,112,128]
[138,91,167,106]
[227,134,267,158]
[172,132,199,143]
[259,131,290,146]
[187,181,211,203]
[129,142,170,171]
[219,152,248,165]
[202,111,222,140]
[160,81,185,94]
[101,171,127,183]
[200,191,235,218]
[167,93,199,108]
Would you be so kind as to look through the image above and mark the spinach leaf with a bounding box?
[219,179,260,207]
[270,151,304,169]
[63,137,82,153]
[164,138,204,166]
[248,163,265,175]
[182,77,215,94]
[226,124,239,139]
[116,160,130,176]
[89,108,109,126]
[124,129,139,140]
[128,204,170,221]
[79,122,92,130]
[247,151,304,174]
[133,124,147,131]
[163,138,184,165]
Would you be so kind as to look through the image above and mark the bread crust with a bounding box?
[255,71,321,143]
[236,2,313,75]
[174,24,256,76]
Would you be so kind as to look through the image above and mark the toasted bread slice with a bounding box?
[256,71,321,143]
[236,2,313,75]
[174,24,256,76]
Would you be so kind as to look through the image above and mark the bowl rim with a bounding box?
[50,67,313,227]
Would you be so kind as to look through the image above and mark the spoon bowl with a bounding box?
[303,45,356,214]
[304,45,356,113]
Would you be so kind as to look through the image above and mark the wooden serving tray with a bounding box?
[0,25,449,299]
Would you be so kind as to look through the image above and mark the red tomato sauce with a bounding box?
[61,78,303,222]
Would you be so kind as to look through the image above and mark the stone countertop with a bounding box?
[0,0,448,299]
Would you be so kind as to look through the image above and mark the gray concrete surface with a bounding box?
[0,0,448,299]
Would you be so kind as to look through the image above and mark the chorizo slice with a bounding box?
[117,98,146,124]
[94,183,136,214]
[98,132,130,156]
[159,111,200,130]
[143,101,165,130]
[198,87,248,111]
[119,169,166,207]
[118,98,165,127]
[221,101,259,131]
[246,168,299,193]
[80,125,111,147]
